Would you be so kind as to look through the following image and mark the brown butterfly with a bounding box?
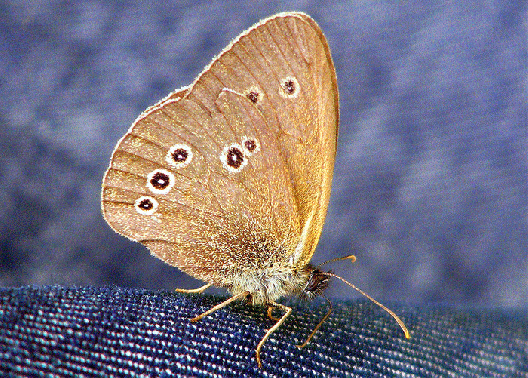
[101,12,408,368]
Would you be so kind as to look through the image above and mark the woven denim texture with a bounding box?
[0,286,526,377]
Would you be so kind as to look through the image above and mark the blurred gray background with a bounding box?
[1,0,526,307]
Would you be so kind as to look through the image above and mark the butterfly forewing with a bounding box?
[185,13,338,266]
[101,12,338,286]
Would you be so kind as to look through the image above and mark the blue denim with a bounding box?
[0,286,526,377]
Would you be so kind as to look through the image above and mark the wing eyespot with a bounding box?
[166,144,193,169]
[134,196,158,215]
[244,86,263,104]
[279,76,300,98]
[221,144,247,173]
[241,136,260,156]
[147,169,175,194]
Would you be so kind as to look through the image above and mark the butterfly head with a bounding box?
[299,267,331,301]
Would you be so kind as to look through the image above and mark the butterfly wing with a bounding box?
[101,13,338,286]
[186,12,339,267]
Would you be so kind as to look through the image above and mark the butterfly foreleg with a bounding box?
[296,295,332,349]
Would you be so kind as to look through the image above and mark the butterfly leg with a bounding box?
[296,295,332,349]
[266,305,281,321]
[256,302,292,368]
[190,290,250,322]
[175,283,212,294]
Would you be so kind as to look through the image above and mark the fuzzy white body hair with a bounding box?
[227,266,312,305]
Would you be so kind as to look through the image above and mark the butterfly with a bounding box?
[101,12,408,368]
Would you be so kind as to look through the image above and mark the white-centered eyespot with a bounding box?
[146,169,175,194]
[241,136,260,156]
[244,86,262,104]
[166,144,193,169]
[279,76,300,98]
[220,144,247,173]
[134,196,159,215]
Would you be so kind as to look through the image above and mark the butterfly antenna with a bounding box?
[325,272,410,339]
[317,253,356,268]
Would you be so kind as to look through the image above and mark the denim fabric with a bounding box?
[0,286,526,377]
